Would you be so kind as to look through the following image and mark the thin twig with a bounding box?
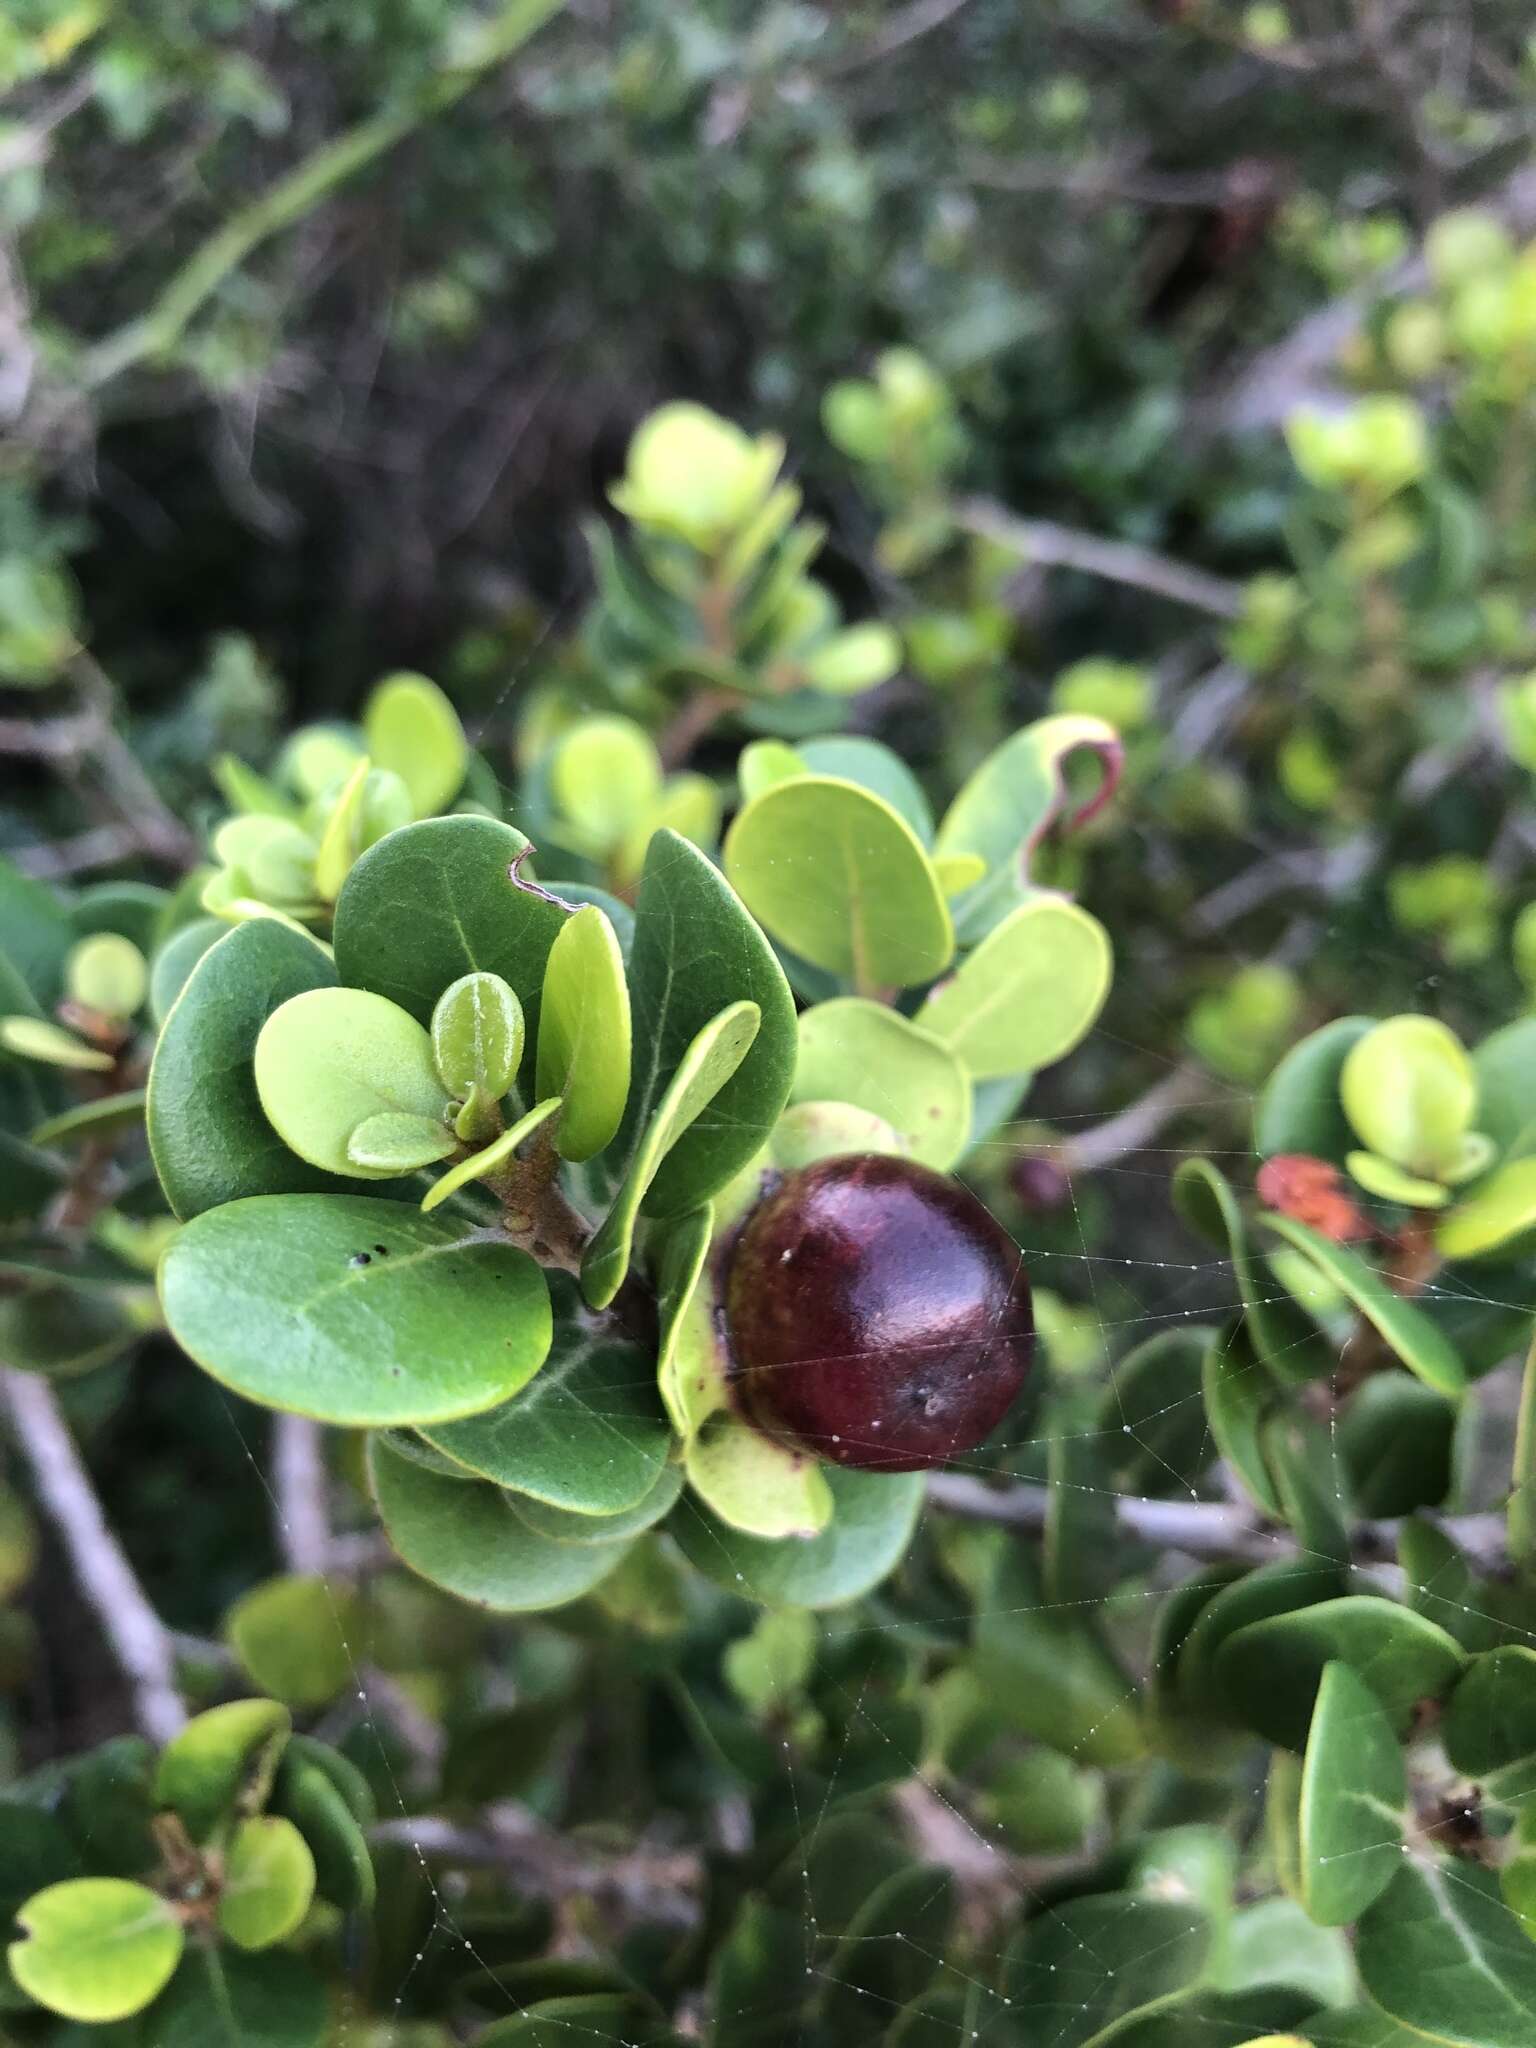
[1190,830,1377,929]
[271,1414,331,1575]
[926,1470,1509,1571]
[9,824,155,880]
[1054,1066,1217,1176]
[371,1805,701,1924]
[3,1367,186,1742]
[957,499,1244,620]
[826,0,974,73]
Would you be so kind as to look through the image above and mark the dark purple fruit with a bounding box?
[723,1153,1033,1472]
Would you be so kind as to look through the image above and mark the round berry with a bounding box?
[723,1153,1033,1472]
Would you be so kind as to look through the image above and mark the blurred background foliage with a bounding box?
[5,2,1536,2039]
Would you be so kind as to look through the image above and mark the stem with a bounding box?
[78,0,567,391]
[3,1367,186,1743]
[957,499,1245,619]
[271,1415,330,1575]
[1053,1065,1215,1175]
[926,1470,1510,1571]
[370,1806,700,1924]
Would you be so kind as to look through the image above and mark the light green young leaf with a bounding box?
[153,1698,291,1843]
[0,1016,113,1071]
[792,997,970,1170]
[1340,1015,1477,1177]
[431,970,526,1103]
[1437,1158,1536,1259]
[216,1817,316,1952]
[550,715,662,851]
[65,932,147,1019]
[914,895,1111,1079]
[684,1411,833,1539]
[724,776,953,993]
[536,905,630,1161]
[363,671,468,818]
[582,1000,760,1309]
[9,1879,183,2023]
[420,1096,561,1213]
[254,986,450,1179]
[226,1574,356,1708]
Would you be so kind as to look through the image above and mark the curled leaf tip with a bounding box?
[507,846,580,915]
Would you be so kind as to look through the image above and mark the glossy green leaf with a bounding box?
[254,985,449,1178]
[30,1089,146,1149]
[1259,1212,1467,1396]
[819,1863,953,2033]
[1444,1646,1536,1775]
[1173,1159,1332,1383]
[670,1464,923,1608]
[150,1946,328,2047]
[510,1459,684,1546]
[683,1411,833,1539]
[160,1193,550,1425]
[1000,1893,1211,2048]
[9,1879,183,2023]
[973,1543,1146,1766]
[1176,1558,1347,1718]
[362,671,467,818]
[333,814,569,1029]
[1357,1860,1536,2047]
[147,918,347,1220]
[431,970,525,1104]
[369,1433,634,1610]
[1340,1373,1457,1516]
[1513,1329,1536,1571]
[217,1816,316,1951]
[273,1753,375,1913]
[423,1276,670,1513]
[1096,1326,1216,1498]
[792,997,970,1169]
[1214,1594,1466,1750]
[583,999,759,1308]
[616,830,796,1217]
[226,1575,355,1708]
[1471,1018,1536,1159]
[1254,1016,1374,1162]
[915,895,1111,1079]
[152,1699,291,1843]
[535,905,630,1161]
[1201,1322,1283,1516]
[724,776,952,991]
[933,713,1122,938]
[1297,1660,1405,1925]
